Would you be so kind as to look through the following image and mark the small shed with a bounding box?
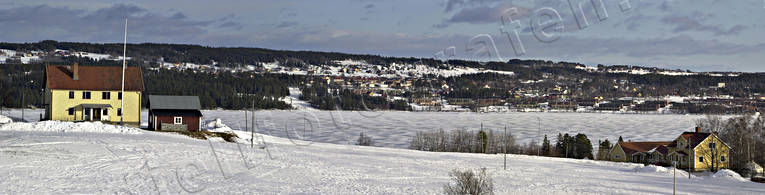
[746,161,764,176]
[148,95,202,131]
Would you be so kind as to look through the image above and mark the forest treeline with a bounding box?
[299,84,410,111]
[0,64,300,109]
[0,40,444,68]
[408,127,594,160]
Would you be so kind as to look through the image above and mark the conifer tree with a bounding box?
[541,134,551,156]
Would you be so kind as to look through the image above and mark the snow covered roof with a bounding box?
[746,161,763,172]
[618,141,671,155]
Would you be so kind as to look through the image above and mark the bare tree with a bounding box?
[696,115,725,133]
[443,168,494,195]
[356,132,374,146]
[697,137,723,172]
[699,114,765,174]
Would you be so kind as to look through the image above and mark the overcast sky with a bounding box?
[1,0,764,72]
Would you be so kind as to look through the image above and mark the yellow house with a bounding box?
[609,141,671,164]
[609,127,732,172]
[666,129,731,171]
[43,63,144,125]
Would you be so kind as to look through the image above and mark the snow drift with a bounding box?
[0,120,143,134]
[0,115,11,124]
[712,169,747,182]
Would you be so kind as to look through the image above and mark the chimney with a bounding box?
[695,126,700,133]
[73,62,79,80]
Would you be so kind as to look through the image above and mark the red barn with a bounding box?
[148,95,202,131]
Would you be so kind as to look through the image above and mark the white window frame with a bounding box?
[174,117,183,124]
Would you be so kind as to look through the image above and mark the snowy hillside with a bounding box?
[1,109,719,151]
[279,87,317,111]
[0,118,763,194]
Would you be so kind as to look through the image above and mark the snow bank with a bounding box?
[0,115,11,124]
[204,118,234,132]
[712,169,747,182]
[633,165,670,173]
[630,164,694,178]
[0,121,142,134]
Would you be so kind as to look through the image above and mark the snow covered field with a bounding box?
[2,109,718,151]
[205,110,717,152]
[1,119,763,194]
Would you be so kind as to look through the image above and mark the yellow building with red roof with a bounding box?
[43,63,144,125]
[609,127,731,171]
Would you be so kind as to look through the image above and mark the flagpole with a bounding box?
[120,18,127,125]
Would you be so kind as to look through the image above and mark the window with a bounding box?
[118,92,122,100]
[84,108,91,116]
[174,117,182,124]
[102,109,108,115]
[69,91,75,99]
[82,91,91,99]
[117,108,122,116]
[102,92,110,99]
[708,142,716,149]
[615,155,620,159]
[678,142,682,147]
[699,157,704,162]
[68,108,74,115]
[721,155,726,162]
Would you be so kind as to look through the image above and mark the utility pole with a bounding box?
[21,93,24,122]
[565,142,569,158]
[119,18,127,126]
[255,100,258,149]
[673,161,677,195]
[688,137,692,179]
[504,125,507,170]
[537,116,541,156]
[245,110,249,147]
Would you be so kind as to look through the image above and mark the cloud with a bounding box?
[219,21,243,30]
[503,33,765,63]
[0,4,247,45]
[615,13,652,31]
[436,3,531,28]
[660,13,747,36]
[364,4,374,9]
[444,0,501,12]
[275,21,298,28]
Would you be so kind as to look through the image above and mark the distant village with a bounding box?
[3,48,765,114]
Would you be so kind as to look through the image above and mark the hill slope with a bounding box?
[0,120,763,194]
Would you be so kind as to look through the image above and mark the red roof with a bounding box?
[668,132,713,148]
[655,145,669,155]
[617,141,671,156]
[45,65,144,91]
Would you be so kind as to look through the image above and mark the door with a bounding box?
[100,108,109,121]
[93,108,102,121]
[84,108,91,121]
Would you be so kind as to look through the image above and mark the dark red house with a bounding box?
[148,95,202,131]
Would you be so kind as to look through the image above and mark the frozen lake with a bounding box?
[3,109,718,150]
